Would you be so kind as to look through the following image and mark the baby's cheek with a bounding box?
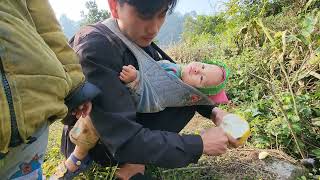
[192,80,201,87]
[184,77,193,85]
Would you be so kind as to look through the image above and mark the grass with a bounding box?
[43,115,307,179]
[43,122,118,179]
[43,122,64,177]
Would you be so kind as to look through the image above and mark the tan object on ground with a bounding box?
[259,151,270,160]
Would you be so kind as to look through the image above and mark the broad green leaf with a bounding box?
[300,176,307,180]
[300,14,317,43]
[311,148,320,158]
[292,123,302,133]
[297,34,310,46]
[287,35,302,43]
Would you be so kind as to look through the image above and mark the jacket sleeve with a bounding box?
[196,105,215,119]
[26,0,84,92]
[76,33,203,168]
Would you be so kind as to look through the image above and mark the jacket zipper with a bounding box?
[0,58,22,147]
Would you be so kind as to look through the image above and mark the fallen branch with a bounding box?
[310,71,320,79]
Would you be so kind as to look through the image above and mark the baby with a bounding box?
[120,60,229,104]
[59,60,230,177]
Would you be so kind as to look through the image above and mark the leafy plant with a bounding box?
[171,0,320,165]
[80,0,110,26]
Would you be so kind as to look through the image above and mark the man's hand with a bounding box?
[210,108,241,148]
[211,107,228,126]
[72,101,92,119]
[119,65,137,83]
[116,164,145,180]
[200,127,229,156]
[227,134,241,148]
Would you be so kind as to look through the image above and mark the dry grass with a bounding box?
[177,114,306,180]
[43,114,306,179]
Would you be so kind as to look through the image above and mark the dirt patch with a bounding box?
[193,149,305,179]
[174,114,306,180]
[181,113,214,134]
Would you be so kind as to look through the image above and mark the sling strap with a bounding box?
[101,18,213,113]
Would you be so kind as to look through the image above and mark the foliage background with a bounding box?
[44,0,320,179]
[168,0,320,175]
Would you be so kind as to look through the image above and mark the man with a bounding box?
[61,0,237,179]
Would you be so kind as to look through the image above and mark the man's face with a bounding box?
[116,2,167,47]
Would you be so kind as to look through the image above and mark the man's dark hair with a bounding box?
[118,0,178,18]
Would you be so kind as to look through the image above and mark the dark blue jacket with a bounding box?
[66,22,215,168]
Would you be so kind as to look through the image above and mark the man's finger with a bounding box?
[227,134,239,148]
[221,144,228,153]
[211,108,229,126]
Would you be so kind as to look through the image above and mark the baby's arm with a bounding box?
[119,65,138,83]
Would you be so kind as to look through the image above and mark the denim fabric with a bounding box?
[0,123,48,179]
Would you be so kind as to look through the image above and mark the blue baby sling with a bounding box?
[102,18,213,113]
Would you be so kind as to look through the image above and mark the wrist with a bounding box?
[200,133,207,154]
[65,158,78,172]
[73,146,89,159]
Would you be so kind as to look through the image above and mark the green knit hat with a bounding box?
[197,60,230,95]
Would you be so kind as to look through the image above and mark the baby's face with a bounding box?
[181,62,224,88]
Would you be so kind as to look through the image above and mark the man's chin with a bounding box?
[136,40,152,47]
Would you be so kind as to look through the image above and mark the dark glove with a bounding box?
[62,82,101,125]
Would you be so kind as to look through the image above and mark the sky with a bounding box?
[49,0,227,20]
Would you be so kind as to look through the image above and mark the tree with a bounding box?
[80,0,110,26]
[59,14,80,39]
[183,14,226,38]
[156,12,186,47]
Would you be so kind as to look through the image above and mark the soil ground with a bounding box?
[44,114,304,179]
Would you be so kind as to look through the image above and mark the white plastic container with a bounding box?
[220,114,250,145]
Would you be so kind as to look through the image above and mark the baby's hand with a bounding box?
[72,101,92,119]
[119,65,137,83]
